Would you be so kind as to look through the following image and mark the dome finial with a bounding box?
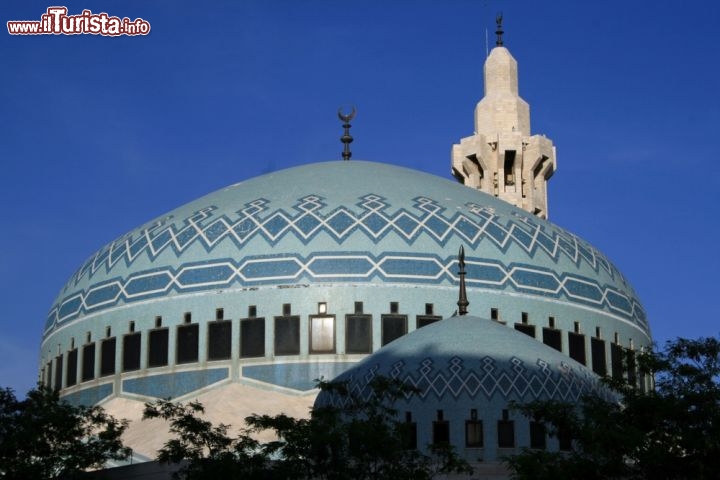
[457,245,469,316]
[495,12,504,47]
[338,106,356,161]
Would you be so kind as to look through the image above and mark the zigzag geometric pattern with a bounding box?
[64,194,627,289]
[46,251,647,334]
[325,355,612,408]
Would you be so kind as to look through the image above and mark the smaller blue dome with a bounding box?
[320,315,609,406]
[317,315,612,462]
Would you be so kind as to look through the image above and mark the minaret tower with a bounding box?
[451,15,557,219]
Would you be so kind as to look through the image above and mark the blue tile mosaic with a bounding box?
[62,383,113,407]
[123,368,229,399]
[47,251,647,333]
[243,362,357,391]
[62,193,624,288]
[325,355,611,407]
[47,188,646,338]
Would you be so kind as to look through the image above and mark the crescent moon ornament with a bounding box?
[338,105,356,123]
[337,105,356,161]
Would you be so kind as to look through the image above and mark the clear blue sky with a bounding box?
[1,0,719,395]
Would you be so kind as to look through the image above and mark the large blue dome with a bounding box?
[44,161,647,339]
[35,27,654,468]
[38,161,649,457]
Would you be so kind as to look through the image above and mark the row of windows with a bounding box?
[42,304,639,390]
[512,321,635,379]
[497,309,633,348]
[44,309,443,390]
[403,409,572,451]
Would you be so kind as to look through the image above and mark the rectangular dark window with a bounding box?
[390,302,399,314]
[241,317,265,358]
[66,349,78,387]
[638,367,647,392]
[558,425,572,451]
[514,323,536,338]
[215,308,224,320]
[504,150,516,185]
[627,349,637,387]
[346,314,372,354]
[497,420,515,448]
[274,315,300,356]
[54,355,63,390]
[542,327,562,352]
[381,314,407,346]
[491,308,499,321]
[433,420,450,444]
[310,315,335,353]
[591,337,607,375]
[530,422,546,449]
[100,337,116,376]
[568,332,586,365]
[208,320,232,360]
[611,343,624,380]
[82,343,95,382]
[177,324,199,364]
[465,420,483,447]
[148,328,169,368]
[123,333,141,372]
[417,315,441,329]
[402,412,417,450]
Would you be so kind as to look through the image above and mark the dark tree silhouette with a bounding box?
[0,385,130,480]
[144,377,473,480]
[506,336,720,480]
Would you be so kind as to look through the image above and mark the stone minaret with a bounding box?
[451,18,556,219]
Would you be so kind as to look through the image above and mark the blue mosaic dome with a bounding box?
[45,161,647,339]
[39,160,649,416]
[319,315,611,405]
[316,315,613,460]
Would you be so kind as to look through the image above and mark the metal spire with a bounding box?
[338,106,356,161]
[457,245,469,316]
[495,12,504,46]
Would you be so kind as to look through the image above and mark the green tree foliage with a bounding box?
[144,376,473,480]
[505,336,720,480]
[142,400,271,479]
[0,385,130,480]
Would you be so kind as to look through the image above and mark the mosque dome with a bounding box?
[45,160,647,339]
[316,314,615,459]
[41,161,648,408]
